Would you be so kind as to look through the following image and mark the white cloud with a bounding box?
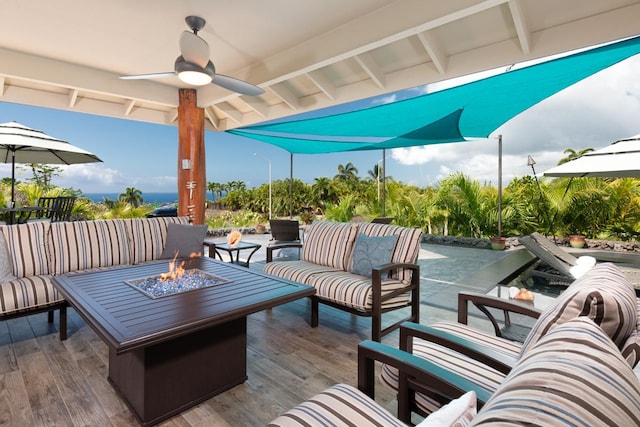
[374,93,399,105]
[24,164,178,193]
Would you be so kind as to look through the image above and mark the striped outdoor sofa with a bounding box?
[264,220,423,341]
[0,216,190,340]
[380,262,640,419]
[269,316,640,426]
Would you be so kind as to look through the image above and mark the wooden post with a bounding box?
[178,89,206,224]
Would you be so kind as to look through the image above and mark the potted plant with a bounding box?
[255,224,266,234]
[489,236,506,251]
[569,234,586,249]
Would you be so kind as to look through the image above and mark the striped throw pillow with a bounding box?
[301,221,359,270]
[0,222,51,278]
[471,317,640,426]
[125,216,190,264]
[621,298,640,368]
[49,220,131,275]
[267,383,407,427]
[520,263,636,356]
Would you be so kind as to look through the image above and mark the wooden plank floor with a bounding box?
[0,296,484,426]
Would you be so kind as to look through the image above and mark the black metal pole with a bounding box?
[498,135,502,237]
[382,149,386,217]
[289,153,293,219]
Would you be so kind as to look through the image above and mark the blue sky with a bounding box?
[1,54,639,194]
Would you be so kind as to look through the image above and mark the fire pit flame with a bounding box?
[160,252,185,281]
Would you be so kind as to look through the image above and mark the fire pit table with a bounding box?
[53,257,314,426]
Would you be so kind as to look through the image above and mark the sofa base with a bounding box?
[311,295,419,342]
[0,302,67,340]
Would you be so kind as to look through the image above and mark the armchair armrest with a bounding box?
[369,262,420,340]
[358,339,491,423]
[372,261,419,277]
[399,322,514,374]
[266,242,303,262]
[371,262,420,303]
[458,291,541,338]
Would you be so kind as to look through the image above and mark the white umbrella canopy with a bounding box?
[0,121,102,205]
[543,135,640,178]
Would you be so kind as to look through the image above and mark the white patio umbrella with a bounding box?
[0,121,102,206]
[543,134,640,178]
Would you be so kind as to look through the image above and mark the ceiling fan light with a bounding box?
[175,57,212,86]
[178,70,211,85]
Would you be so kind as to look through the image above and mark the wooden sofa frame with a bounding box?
[266,231,421,342]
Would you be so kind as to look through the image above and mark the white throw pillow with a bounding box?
[416,391,476,427]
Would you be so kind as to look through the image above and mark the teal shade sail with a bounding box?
[228,35,640,154]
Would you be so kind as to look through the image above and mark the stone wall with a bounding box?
[421,233,639,253]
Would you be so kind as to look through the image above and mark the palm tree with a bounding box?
[119,187,144,208]
[207,181,224,199]
[367,164,381,181]
[335,162,358,181]
[557,147,595,165]
[311,177,339,210]
[225,180,246,192]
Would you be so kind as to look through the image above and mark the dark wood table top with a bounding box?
[53,257,314,354]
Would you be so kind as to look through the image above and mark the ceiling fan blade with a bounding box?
[213,74,265,96]
[180,31,209,68]
[119,72,176,80]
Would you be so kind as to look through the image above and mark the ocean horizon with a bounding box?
[84,192,179,205]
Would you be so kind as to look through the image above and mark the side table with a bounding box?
[205,240,262,267]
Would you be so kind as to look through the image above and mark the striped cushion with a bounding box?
[0,275,63,315]
[301,221,359,270]
[355,223,422,283]
[0,222,51,277]
[381,339,505,414]
[621,298,640,368]
[520,263,636,357]
[264,260,340,284]
[49,220,131,275]
[267,383,407,427]
[430,321,522,360]
[125,216,190,264]
[471,317,640,426]
[311,271,411,312]
[380,322,520,414]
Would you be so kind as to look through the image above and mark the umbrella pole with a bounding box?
[10,149,15,208]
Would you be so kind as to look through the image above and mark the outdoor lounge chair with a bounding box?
[269,219,300,243]
[377,263,640,420]
[371,216,394,224]
[268,219,301,260]
[519,232,640,288]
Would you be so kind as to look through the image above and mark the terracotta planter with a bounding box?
[569,234,586,249]
[490,236,506,251]
[255,224,266,234]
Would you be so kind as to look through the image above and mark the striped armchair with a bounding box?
[0,216,191,340]
[380,263,640,420]
[264,221,423,341]
[269,316,640,426]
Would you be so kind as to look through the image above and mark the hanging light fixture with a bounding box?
[175,56,213,86]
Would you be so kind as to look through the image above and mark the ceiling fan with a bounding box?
[120,16,264,96]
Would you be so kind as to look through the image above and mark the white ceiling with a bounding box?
[1,0,639,132]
